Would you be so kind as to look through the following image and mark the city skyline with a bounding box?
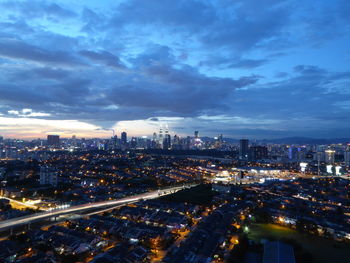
[1,0,350,139]
[0,2,349,261]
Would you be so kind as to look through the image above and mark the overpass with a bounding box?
[0,196,40,210]
[0,184,196,232]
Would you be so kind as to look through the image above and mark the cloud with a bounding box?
[0,44,259,126]
[112,0,216,33]
[0,38,84,67]
[1,0,76,19]
[8,108,51,117]
[108,0,292,55]
[80,50,125,69]
[106,54,260,115]
[0,115,111,138]
[8,110,19,115]
[200,57,269,69]
[231,66,350,126]
[0,0,349,138]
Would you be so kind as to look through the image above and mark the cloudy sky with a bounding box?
[0,0,349,139]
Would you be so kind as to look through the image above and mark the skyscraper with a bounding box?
[344,151,350,166]
[239,139,249,160]
[214,134,223,149]
[47,135,60,146]
[186,136,191,150]
[72,135,77,147]
[159,126,164,147]
[250,146,268,160]
[325,149,335,164]
[172,134,180,150]
[130,137,137,148]
[121,131,127,145]
[111,135,118,149]
[163,134,171,150]
[218,134,223,143]
[194,131,199,138]
[288,147,299,160]
[151,132,158,148]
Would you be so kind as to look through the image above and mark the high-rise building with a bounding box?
[163,134,171,150]
[193,131,203,149]
[250,146,268,160]
[325,149,335,164]
[110,135,118,149]
[151,132,158,149]
[121,132,127,145]
[214,134,224,149]
[194,131,199,138]
[159,127,164,147]
[172,135,180,150]
[40,166,58,187]
[344,151,350,166]
[186,136,191,150]
[72,135,77,147]
[239,139,249,160]
[130,137,137,148]
[163,125,170,149]
[218,134,223,143]
[288,147,299,160]
[47,135,60,146]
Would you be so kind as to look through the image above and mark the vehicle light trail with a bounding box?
[0,185,196,231]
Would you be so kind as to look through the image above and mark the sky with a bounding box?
[0,0,349,139]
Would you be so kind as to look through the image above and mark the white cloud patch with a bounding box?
[8,110,20,115]
[7,108,51,117]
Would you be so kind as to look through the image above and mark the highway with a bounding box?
[0,185,194,231]
[0,197,39,210]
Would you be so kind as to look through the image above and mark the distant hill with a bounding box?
[219,136,350,145]
[194,136,350,145]
[258,137,350,145]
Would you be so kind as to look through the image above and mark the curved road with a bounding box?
[0,185,194,231]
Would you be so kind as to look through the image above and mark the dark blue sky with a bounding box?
[0,0,349,139]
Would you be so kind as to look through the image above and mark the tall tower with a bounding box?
[159,125,164,147]
[72,135,77,147]
[47,135,60,147]
[194,131,199,138]
[130,137,137,148]
[218,134,223,143]
[288,147,299,160]
[121,131,127,145]
[153,132,157,141]
[344,151,350,166]
[163,134,171,150]
[325,149,335,164]
[239,139,249,160]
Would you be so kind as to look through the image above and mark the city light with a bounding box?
[0,1,349,262]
